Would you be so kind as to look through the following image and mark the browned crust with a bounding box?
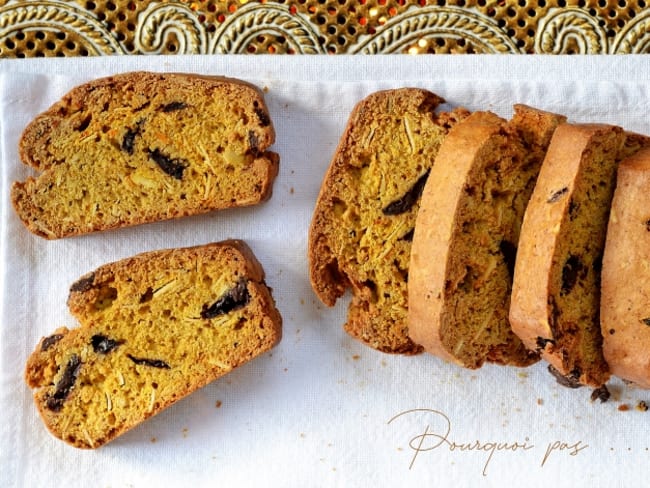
[12,72,277,239]
[601,147,650,388]
[25,240,282,448]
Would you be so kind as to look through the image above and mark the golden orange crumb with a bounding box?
[215,400,222,408]
[636,401,649,412]
[618,404,630,411]
[352,354,361,360]
[537,398,543,406]
[150,437,157,443]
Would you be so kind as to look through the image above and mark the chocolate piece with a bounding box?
[590,385,610,403]
[561,254,587,296]
[46,355,82,411]
[91,334,123,354]
[75,115,92,132]
[547,187,568,203]
[127,354,170,369]
[382,170,430,216]
[160,101,187,112]
[568,199,580,220]
[399,228,415,242]
[139,287,153,303]
[121,120,144,155]
[201,279,250,319]
[41,334,64,352]
[248,130,260,156]
[148,149,187,180]
[535,336,555,351]
[548,364,583,389]
[641,318,650,326]
[499,239,517,277]
[254,107,270,127]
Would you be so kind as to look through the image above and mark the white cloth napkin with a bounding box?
[2,55,650,487]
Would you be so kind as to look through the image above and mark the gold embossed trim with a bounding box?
[0,1,649,57]
[0,0,125,55]
[351,6,519,54]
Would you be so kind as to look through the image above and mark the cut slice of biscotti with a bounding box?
[12,72,279,239]
[601,146,650,388]
[308,88,470,354]
[509,124,649,387]
[408,106,566,368]
[25,240,282,448]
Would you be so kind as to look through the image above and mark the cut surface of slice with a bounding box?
[509,123,646,387]
[12,72,278,238]
[408,106,565,368]
[309,88,469,354]
[25,240,282,448]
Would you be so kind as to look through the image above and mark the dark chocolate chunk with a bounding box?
[70,273,95,293]
[160,101,187,112]
[75,114,92,132]
[499,240,517,277]
[121,119,145,155]
[127,354,170,369]
[548,295,561,333]
[91,334,123,354]
[140,287,153,304]
[248,130,260,156]
[568,199,580,220]
[46,355,82,411]
[590,385,611,403]
[254,107,271,127]
[399,228,415,242]
[547,187,569,203]
[592,254,603,274]
[41,334,64,352]
[382,169,430,216]
[122,129,138,154]
[641,318,650,326]
[535,336,555,352]
[201,279,250,319]
[548,364,583,389]
[148,148,187,180]
[561,254,587,296]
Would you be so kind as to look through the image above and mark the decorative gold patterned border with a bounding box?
[0,1,649,57]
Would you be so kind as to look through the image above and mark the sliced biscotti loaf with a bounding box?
[601,147,650,388]
[12,72,278,239]
[25,240,282,448]
[309,88,469,354]
[408,106,566,368]
[509,124,648,387]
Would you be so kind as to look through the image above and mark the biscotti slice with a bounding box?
[601,147,650,388]
[308,88,470,354]
[12,72,278,239]
[509,124,640,387]
[25,240,282,448]
[408,106,566,368]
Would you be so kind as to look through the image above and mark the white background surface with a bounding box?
[2,55,650,487]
